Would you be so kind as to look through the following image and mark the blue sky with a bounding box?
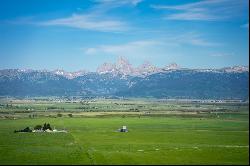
[0,0,249,71]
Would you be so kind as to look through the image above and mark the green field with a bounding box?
[0,99,249,165]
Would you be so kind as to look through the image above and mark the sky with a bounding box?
[0,0,249,72]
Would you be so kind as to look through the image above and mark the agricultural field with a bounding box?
[0,98,249,165]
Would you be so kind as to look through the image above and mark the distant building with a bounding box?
[120,126,128,132]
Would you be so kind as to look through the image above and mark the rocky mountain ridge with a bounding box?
[1,57,247,79]
[0,67,248,99]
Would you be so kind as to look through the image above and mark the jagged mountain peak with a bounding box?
[135,61,159,75]
[52,69,87,79]
[96,56,180,76]
[222,65,249,73]
[116,56,130,65]
[96,56,133,76]
[115,56,133,75]
[1,58,248,80]
[140,61,154,68]
[53,69,65,75]
[17,68,34,73]
[96,62,116,74]
[164,63,180,70]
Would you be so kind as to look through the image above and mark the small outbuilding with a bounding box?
[119,126,128,132]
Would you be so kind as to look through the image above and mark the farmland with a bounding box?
[0,98,249,165]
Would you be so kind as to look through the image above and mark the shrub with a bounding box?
[34,125,42,130]
[57,113,63,117]
[42,123,52,131]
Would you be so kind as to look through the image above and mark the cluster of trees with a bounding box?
[34,123,52,131]
[14,127,32,133]
[29,114,38,118]
[56,113,73,117]
[14,123,52,133]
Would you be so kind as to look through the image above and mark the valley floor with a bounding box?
[0,99,248,165]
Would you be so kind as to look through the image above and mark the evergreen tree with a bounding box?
[42,123,47,131]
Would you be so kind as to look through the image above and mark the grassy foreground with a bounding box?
[0,115,249,165]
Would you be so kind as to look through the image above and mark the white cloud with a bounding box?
[169,32,220,47]
[9,0,141,32]
[89,0,143,14]
[165,12,221,21]
[152,0,248,21]
[84,33,219,57]
[152,0,223,11]
[93,0,143,6]
[38,14,128,32]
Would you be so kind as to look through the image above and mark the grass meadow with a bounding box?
[0,99,249,165]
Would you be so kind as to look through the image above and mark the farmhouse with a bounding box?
[32,126,67,133]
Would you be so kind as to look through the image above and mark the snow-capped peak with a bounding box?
[96,56,180,76]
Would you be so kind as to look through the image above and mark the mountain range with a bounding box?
[0,57,249,99]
